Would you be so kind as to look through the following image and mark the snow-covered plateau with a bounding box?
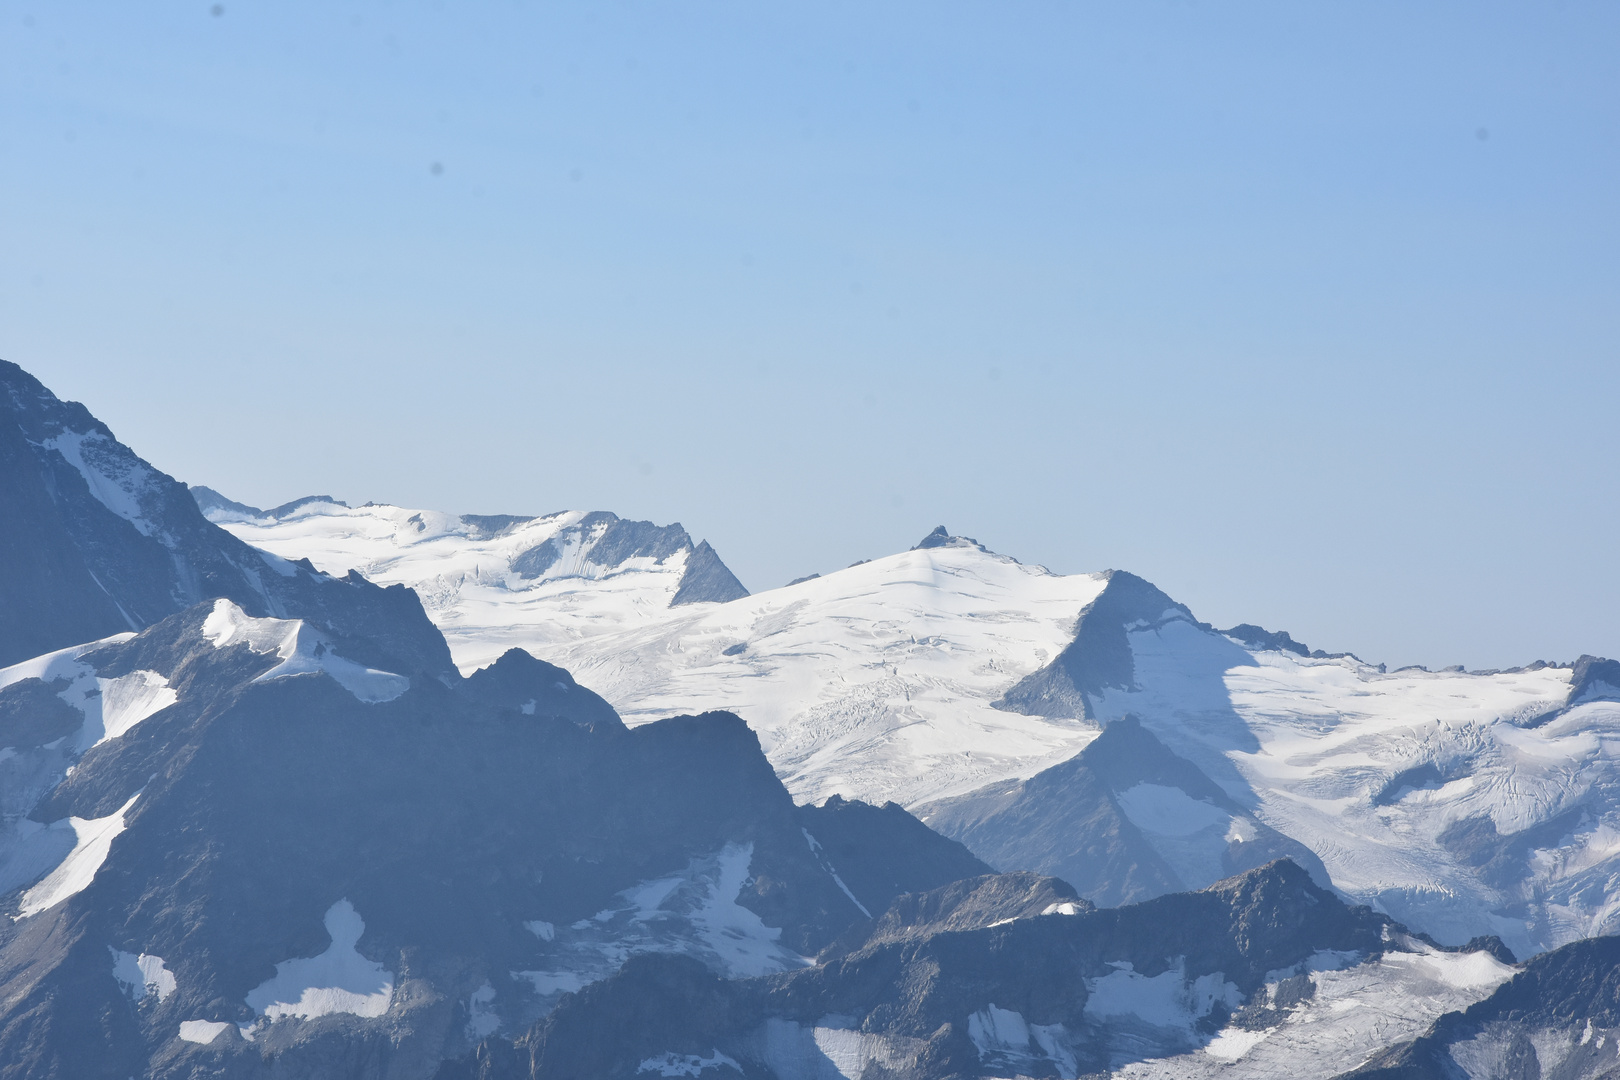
[211,499,1620,959]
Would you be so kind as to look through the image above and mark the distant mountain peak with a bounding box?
[912,525,987,551]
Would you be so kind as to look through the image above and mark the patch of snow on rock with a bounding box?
[245,899,395,1021]
[95,670,177,746]
[42,431,159,536]
[111,948,176,1002]
[17,793,139,917]
[967,1004,1079,1078]
[691,842,805,978]
[510,843,808,1018]
[1108,943,1518,1080]
[466,981,498,1040]
[1203,1026,1269,1061]
[1083,959,1241,1034]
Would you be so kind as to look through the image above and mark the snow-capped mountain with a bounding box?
[204,511,1112,807]
[220,500,1620,958]
[195,493,748,674]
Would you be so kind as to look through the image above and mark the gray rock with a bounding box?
[673,541,749,606]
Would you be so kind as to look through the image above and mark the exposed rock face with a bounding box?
[672,540,751,606]
[796,795,993,924]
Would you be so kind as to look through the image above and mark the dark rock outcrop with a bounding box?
[0,602,984,1080]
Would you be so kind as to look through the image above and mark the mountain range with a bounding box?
[201,483,1620,961]
[2,357,1617,1080]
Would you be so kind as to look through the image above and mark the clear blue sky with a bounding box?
[4,1,1616,670]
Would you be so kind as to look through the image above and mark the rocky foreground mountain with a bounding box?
[0,361,455,680]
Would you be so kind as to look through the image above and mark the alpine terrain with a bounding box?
[0,356,1614,1080]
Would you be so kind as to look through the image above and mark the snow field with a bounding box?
[1106,942,1517,1079]
[110,948,177,1002]
[213,503,698,674]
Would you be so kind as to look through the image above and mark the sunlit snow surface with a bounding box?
[1105,943,1517,1080]
[216,507,1620,954]
[213,503,706,672]
[0,637,139,905]
[1085,616,1620,955]
[0,635,158,753]
[177,1019,232,1044]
